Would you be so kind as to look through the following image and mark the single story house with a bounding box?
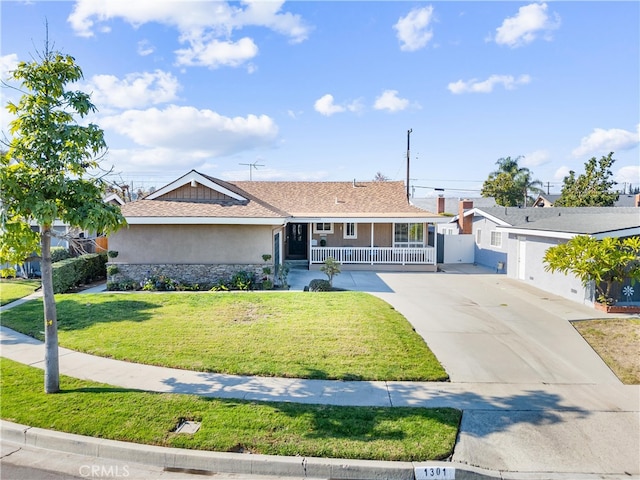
[446,201,640,306]
[108,170,446,286]
[500,210,640,306]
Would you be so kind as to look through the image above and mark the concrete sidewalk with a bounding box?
[1,271,639,478]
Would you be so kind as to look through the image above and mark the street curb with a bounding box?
[7,420,631,480]
[1,420,506,479]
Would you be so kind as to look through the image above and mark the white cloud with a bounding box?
[314,94,345,116]
[100,105,278,157]
[137,39,155,56]
[615,165,640,187]
[175,37,258,69]
[494,3,560,48]
[68,0,309,69]
[373,90,409,112]
[0,53,19,81]
[553,166,571,181]
[393,6,435,52]
[521,150,551,168]
[571,125,640,157]
[84,70,180,109]
[448,74,531,94]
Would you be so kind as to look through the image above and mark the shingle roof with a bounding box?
[121,171,440,220]
[120,198,285,218]
[506,212,640,235]
[234,180,435,217]
[475,206,639,226]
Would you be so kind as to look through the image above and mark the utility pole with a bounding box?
[406,128,412,200]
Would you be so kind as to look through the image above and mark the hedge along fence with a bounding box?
[52,253,107,294]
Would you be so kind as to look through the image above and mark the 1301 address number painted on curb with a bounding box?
[414,466,455,480]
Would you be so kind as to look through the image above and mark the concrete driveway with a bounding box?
[289,266,639,474]
[290,265,620,385]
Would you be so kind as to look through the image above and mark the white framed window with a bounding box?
[490,231,502,248]
[476,229,482,244]
[393,223,425,248]
[313,222,333,234]
[344,222,357,239]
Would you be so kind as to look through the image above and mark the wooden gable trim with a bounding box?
[146,170,247,202]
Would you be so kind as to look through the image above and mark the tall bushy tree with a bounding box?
[1,43,126,393]
[481,156,543,207]
[556,152,619,207]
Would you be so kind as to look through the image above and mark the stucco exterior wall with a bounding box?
[311,223,393,247]
[472,216,508,273]
[506,234,593,305]
[109,224,276,264]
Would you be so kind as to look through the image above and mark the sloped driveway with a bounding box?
[373,267,620,385]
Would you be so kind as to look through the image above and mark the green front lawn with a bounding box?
[0,279,40,306]
[0,358,460,461]
[0,291,448,381]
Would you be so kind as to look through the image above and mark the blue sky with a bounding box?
[2,1,639,197]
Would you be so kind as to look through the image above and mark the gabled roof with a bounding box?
[121,170,442,224]
[532,194,561,207]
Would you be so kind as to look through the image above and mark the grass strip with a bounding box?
[1,292,448,381]
[0,358,460,461]
[573,319,640,384]
[0,279,40,306]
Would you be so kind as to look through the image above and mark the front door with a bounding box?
[287,223,307,259]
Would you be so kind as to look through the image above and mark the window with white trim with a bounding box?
[476,229,482,244]
[344,222,357,239]
[313,222,333,234]
[393,223,424,248]
[490,231,502,247]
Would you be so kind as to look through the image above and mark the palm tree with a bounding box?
[486,156,543,206]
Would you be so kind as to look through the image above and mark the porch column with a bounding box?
[371,222,375,265]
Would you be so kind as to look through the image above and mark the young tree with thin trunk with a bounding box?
[1,41,126,393]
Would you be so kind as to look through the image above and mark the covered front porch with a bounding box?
[284,217,442,271]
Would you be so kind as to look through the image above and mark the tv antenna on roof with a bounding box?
[239,160,265,181]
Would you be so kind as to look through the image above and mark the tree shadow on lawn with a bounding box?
[0,296,159,338]
[159,373,589,442]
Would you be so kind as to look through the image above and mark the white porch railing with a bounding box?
[310,246,436,265]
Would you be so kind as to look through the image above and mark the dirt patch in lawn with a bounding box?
[572,318,640,384]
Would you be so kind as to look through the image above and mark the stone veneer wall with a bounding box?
[108,263,265,287]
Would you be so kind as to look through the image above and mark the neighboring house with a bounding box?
[615,193,640,207]
[103,192,126,207]
[501,210,640,306]
[532,193,640,208]
[108,170,445,285]
[532,194,561,207]
[447,200,640,306]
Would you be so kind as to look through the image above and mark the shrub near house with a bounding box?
[544,235,640,306]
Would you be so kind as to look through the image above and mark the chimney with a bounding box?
[458,199,474,235]
[437,196,445,214]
